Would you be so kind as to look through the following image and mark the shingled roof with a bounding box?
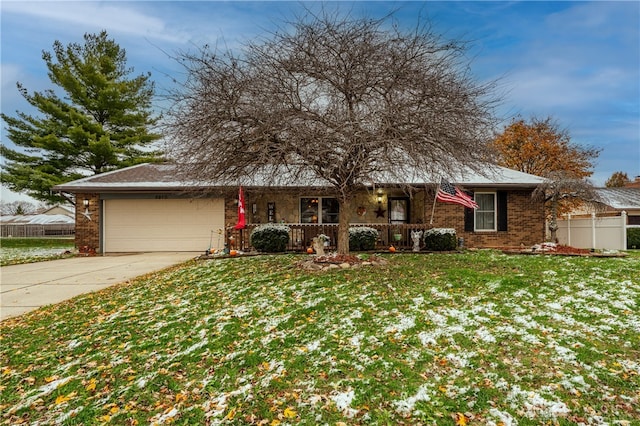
[53,162,545,193]
[595,187,640,210]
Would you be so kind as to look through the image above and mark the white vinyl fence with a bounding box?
[556,211,628,250]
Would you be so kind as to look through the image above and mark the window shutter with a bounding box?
[497,191,508,232]
[464,191,474,232]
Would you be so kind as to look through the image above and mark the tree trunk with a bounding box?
[337,196,352,255]
[548,197,559,242]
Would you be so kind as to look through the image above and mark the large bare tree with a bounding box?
[165,10,498,254]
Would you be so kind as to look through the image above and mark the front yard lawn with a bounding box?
[1,251,638,425]
[0,237,75,266]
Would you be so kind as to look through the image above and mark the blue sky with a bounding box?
[1,1,639,203]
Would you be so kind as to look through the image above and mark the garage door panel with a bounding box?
[104,199,224,252]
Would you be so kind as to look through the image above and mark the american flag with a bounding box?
[436,180,479,209]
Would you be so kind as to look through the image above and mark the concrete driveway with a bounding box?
[0,252,199,321]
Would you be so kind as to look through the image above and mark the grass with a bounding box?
[1,250,638,425]
[0,237,75,266]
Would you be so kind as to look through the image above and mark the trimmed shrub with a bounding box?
[424,228,457,251]
[349,227,378,251]
[250,224,290,252]
[627,228,640,249]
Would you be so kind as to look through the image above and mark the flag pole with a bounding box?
[429,179,440,225]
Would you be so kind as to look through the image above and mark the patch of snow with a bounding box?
[475,327,497,343]
[55,406,84,424]
[9,376,74,413]
[418,331,438,346]
[384,314,415,334]
[306,340,321,352]
[349,333,364,350]
[487,408,517,426]
[393,384,431,416]
[331,389,358,418]
[153,407,179,424]
[507,384,570,420]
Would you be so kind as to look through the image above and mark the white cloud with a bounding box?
[505,66,633,113]
[1,1,188,44]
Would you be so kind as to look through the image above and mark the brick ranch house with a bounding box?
[53,162,545,253]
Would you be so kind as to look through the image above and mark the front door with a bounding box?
[388,197,410,244]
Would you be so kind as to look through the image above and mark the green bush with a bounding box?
[349,227,378,251]
[627,228,640,249]
[250,224,290,252]
[424,228,457,251]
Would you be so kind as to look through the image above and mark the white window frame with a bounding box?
[474,192,497,232]
[300,197,339,224]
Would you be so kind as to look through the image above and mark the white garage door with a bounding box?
[104,198,225,252]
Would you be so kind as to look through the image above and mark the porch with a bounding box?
[228,223,435,252]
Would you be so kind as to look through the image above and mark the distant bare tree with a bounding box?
[165,9,499,254]
[533,171,600,242]
[0,200,38,215]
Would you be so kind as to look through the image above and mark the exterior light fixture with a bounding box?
[377,189,383,204]
[82,198,92,221]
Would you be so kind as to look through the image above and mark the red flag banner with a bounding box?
[233,186,246,229]
[436,180,479,209]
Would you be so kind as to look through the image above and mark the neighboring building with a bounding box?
[593,187,640,225]
[624,176,640,188]
[36,204,75,217]
[53,162,546,253]
[0,210,75,237]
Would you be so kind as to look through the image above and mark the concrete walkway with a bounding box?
[0,252,199,321]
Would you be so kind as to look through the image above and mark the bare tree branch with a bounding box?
[532,171,601,241]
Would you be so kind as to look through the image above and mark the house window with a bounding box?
[300,197,339,224]
[474,192,496,231]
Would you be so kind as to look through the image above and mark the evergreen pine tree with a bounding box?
[1,31,162,202]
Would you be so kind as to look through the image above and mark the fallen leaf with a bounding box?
[86,378,97,392]
[55,391,77,405]
[226,407,236,420]
[55,395,70,405]
[455,412,468,426]
[283,407,296,419]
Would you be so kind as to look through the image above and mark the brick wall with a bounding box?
[233,188,544,248]
[429,189,545,247]
[74,193,100,252]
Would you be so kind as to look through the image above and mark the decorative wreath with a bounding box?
[356,206,367,216]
